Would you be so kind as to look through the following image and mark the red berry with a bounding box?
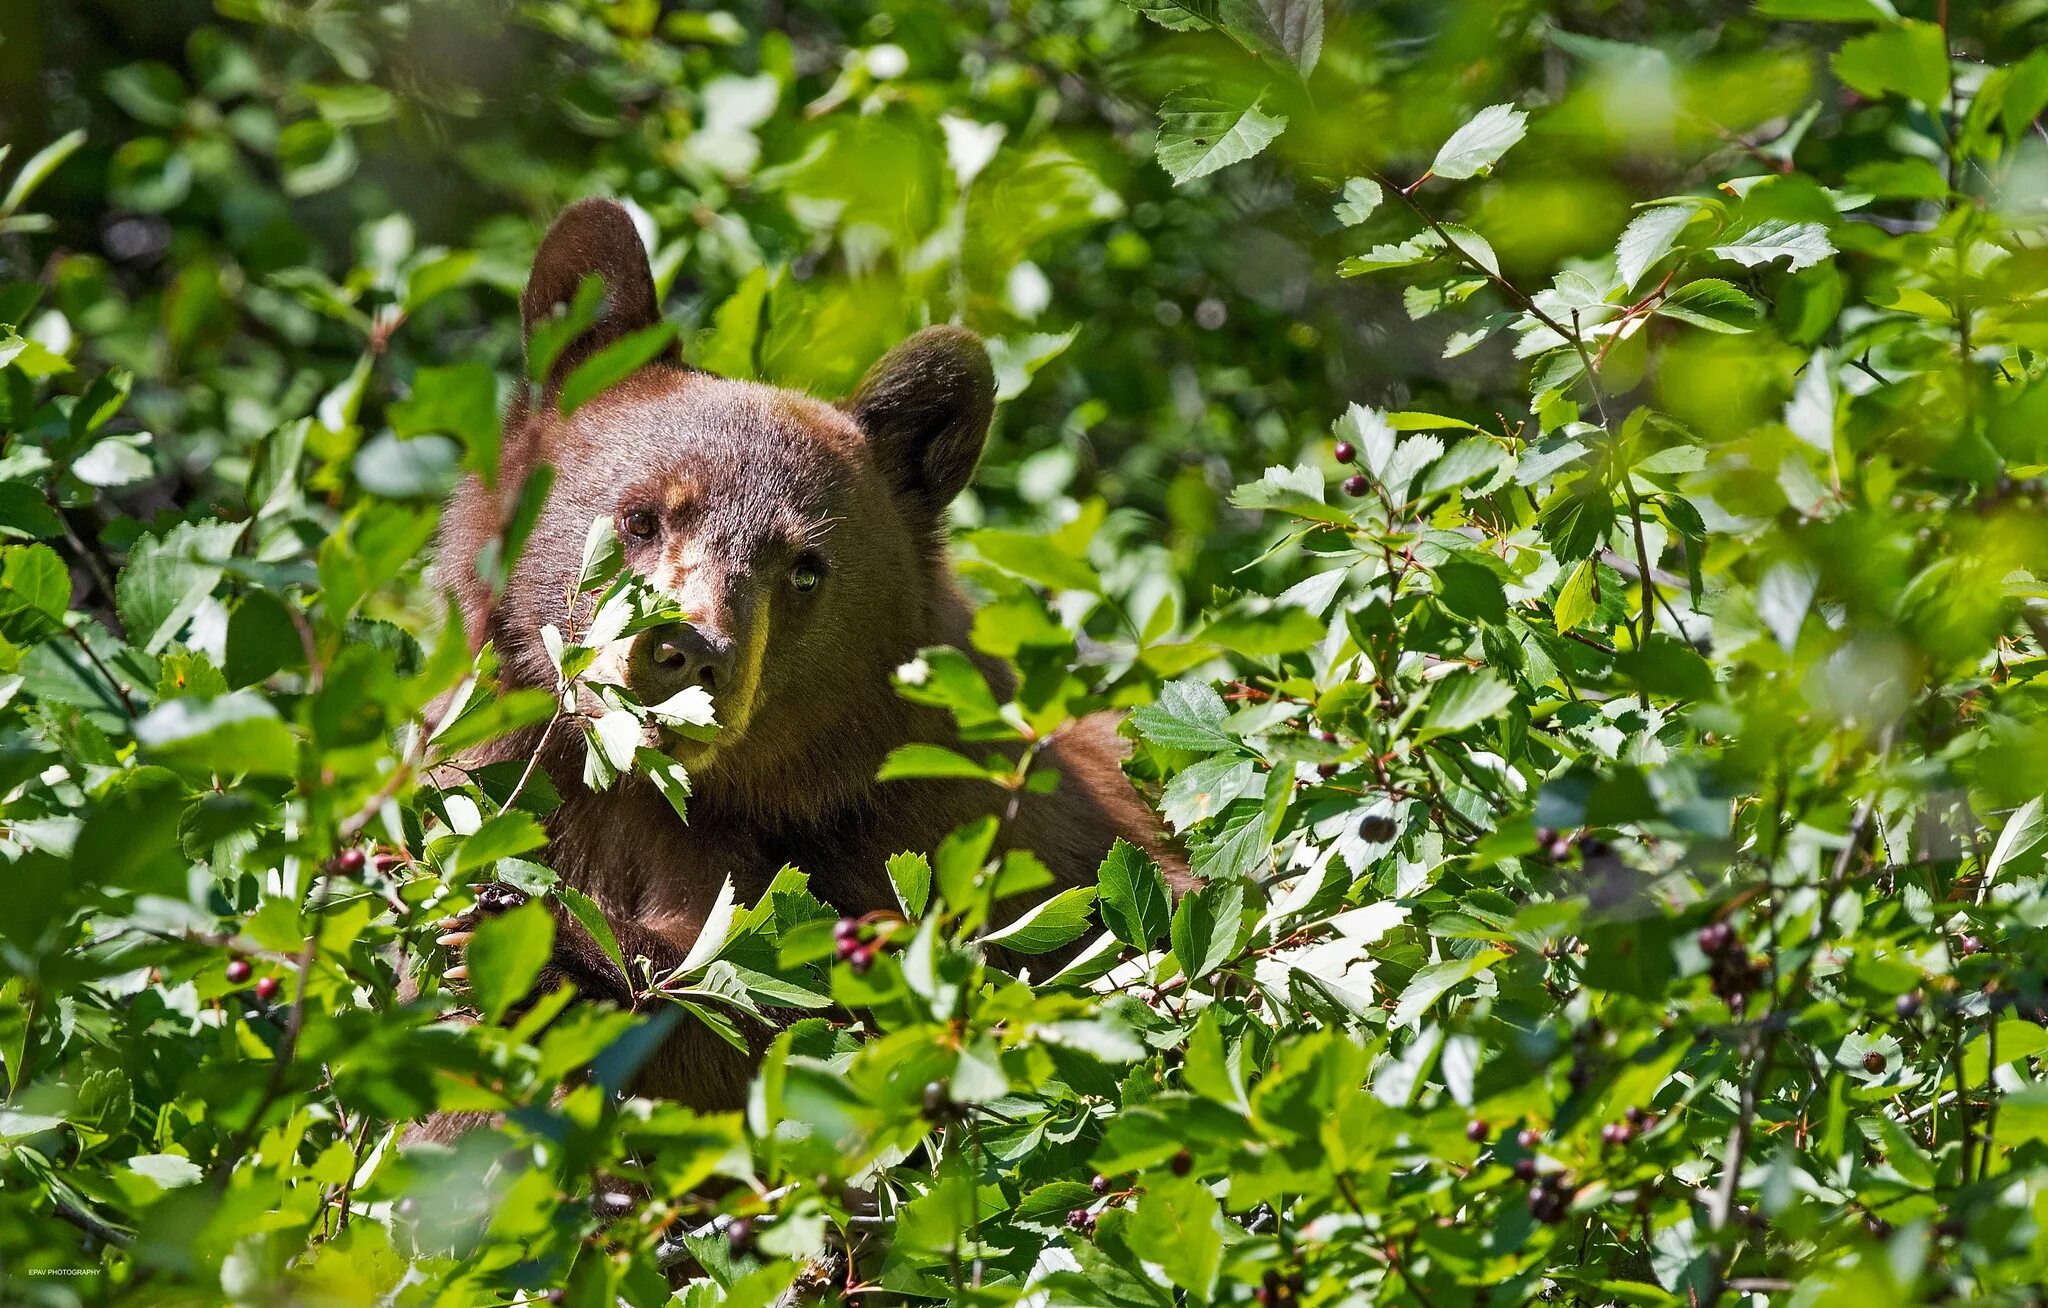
[833,917,861,943]
[1316,761,1339,779]
[225,958,252,985]
[255,975,280,1002]
[1465,1119,1489,1144]
[848,945,875,974]
[331,848,366,877]
[1513,1157,1538,1181]
[1516,1127,1541,1149]
[1697,922,1734,956]
[1862,1051,1885,1074]
[1334,440,1357,464]
[1957,934,1984,957]
[1342,473,1369,497]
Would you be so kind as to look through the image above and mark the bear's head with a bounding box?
[443,199,996,820]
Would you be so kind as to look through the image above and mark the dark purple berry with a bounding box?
[1516,1127,1541,1149]
[1342,473,1369,497]
[1863,1051,1885,1074]
[1957,934,1984,957]
[1317,761,1339,779]
[833,917,861,943]
[1358,813,1399,843]
[255,975,280,1002]
[848,944,875,974]
[1465,1118,1489,1144]
[1090,1174,1110,1196]
[726,1217,752,1253]
[330,848,366,877]
[1334,440,1357,464]
[1513,1157,1538,1181]
[1697,922,1734,956]
[1169,1148,1193,1176]
[1895,991,1923,1019]
[225,958,252,985]
[923,1081,951,1117]
[1625,1106,1650,1128]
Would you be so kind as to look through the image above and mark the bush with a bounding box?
[4,1,2048,1303]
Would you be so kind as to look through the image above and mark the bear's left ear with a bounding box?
[847,326,995,515]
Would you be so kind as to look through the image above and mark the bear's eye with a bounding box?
[789,556,825,594]
[621,509,659,541]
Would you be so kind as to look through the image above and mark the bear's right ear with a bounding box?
[521,198,665,389]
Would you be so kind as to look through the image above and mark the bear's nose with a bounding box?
[641,622,736,696]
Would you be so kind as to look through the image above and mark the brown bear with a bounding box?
[431,198,1181,1113]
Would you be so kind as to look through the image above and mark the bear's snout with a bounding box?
[631,621,737,703]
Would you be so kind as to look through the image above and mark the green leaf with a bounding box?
[2,129,87,218]
[0,544,69,643]
[1334,177,1382,226]
[1392,949,1505,1026]
[1417,671,1517,741]
[557,884,626,976]
[450,812,549,877]
[1615,205,1698,290]
[390,362,502,489]
[1131,680,1236,753]
[558,322,678,416]
[1430,103,1527,180]
[1657,279,1763,332]
[1155,88,1287,185]
[1096,839,1173,949]
[983,885,1097,955]
[1833,20,1950,109]
[465,900,556,1023]
[1710,220,1835,273]
[1123,0,1218,32]
[135,691,299,778]
[877,743,1003,783]
[888,850,932,918]
[1125,1174,1225,1299]
[1170,877,1245,979]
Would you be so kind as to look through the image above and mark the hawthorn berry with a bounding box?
[725,1217,753,1254]
[1334,439,1357,464]
[1465,1118,1489,1144]
[1317,761,1339,779]
[1528,1182,1567,1224]
[1894,989,1924,1019]
[1625,1106,1650,1129]
[1090,1174,1110,1196]
[1065,1208,1095,1233]
[255,975,281,1002]
[1342,473,1369,497]
[1697,922,1734,956]
[1169,1148,1193,1176]
[1358,813,1398,843]
[1516,1127,1542,1149]
[1957,934,1984,957]
[225,958,252,985]
[1862,1051,1885,1074]
[329,847,366,877]
[848,945,876,974]
[1513,1157,1538,1181]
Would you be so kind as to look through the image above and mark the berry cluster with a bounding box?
[833,917,888,973]
[224,958,280,1002]
[1600,1106,1654,1147]
[1698,921,1762,1011]
[1254,1268,1307,1303]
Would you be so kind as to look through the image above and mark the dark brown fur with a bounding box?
[429,200,1181,1116]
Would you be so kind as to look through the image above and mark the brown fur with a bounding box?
[428,200,1182,1118]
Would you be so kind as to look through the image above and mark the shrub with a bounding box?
[3,1,2047,1303]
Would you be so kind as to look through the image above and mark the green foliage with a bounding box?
[4,0,2048,1304]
